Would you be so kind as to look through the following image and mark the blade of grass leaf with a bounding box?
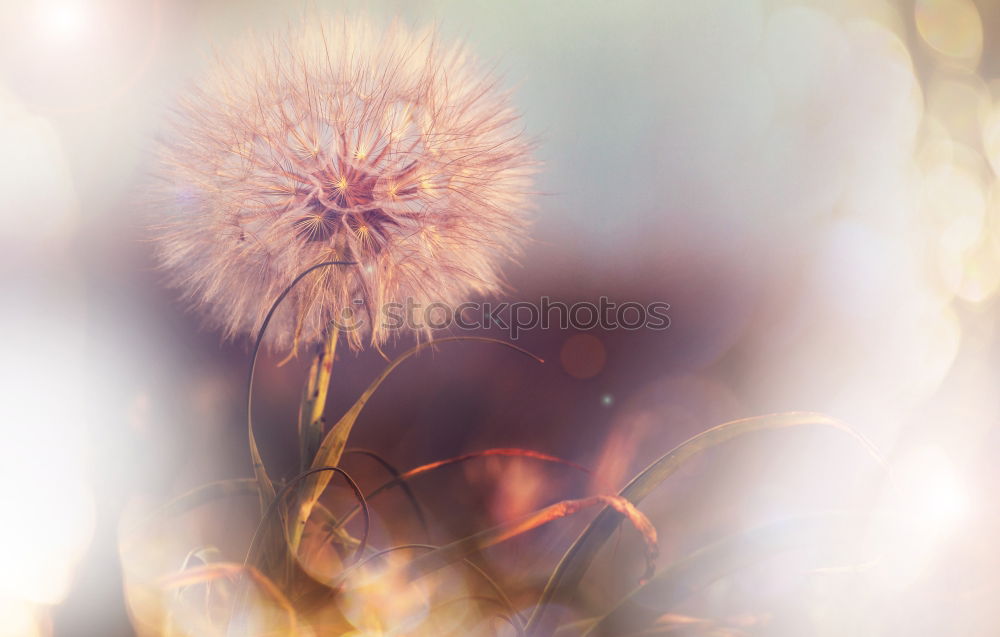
[244,466,370,570]
[160,563,297,636]
[342,495,656,593]
[526,412,885,636]
[582,512,862,637]
[334,447,589,528]
[233,467,369,633]
[310,501,362,560]
[176,547,226,615]
[179,547,224,573]
[343,448,431,541]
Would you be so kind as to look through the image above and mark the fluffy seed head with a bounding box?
[151,16,534,352]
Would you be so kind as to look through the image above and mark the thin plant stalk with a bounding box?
[290,326,340,554]
[298,326,339,472]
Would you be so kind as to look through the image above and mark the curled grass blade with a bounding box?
[526,412,885,635]
[179,546,224,573]
[247,260,355,514]
[175,546,225,614]
[343,448,431,541]
[310,502,362,557]
[244,466,370,570]
[292,337,543,549]
[582,512,861,637]
[578,614,752,637]
[342,495,656,593]
[401,448,589,479]
[233,467,369,632]
[160,563,298,635]
[334,447,589,528]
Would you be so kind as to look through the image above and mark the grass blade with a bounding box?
[334,447,589,528]
[582,512,861,636]
[343,448,432,541]
[340,495,656,592]
[245,466,370,571]
[160,563,298,635]
[526,412,884,635]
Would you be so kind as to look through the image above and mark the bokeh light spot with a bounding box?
[559,333,606,379]
[915,0,983,65]
[983,105,1000,176]
[36,2,91,43]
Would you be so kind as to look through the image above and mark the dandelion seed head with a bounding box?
[151,16,534,352]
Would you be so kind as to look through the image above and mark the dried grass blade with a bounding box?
[582,512,860,637]
[160,563,298,635]
[526,412,884,635]
[350,495,657,589]
[334,447,588,528]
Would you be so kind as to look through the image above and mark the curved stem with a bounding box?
[246,260,355,514]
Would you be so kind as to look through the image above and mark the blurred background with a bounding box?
[2,0,1000,634]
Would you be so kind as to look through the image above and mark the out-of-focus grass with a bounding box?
[117,261,892,637]
[527,412,884,635]
[122,337,887,637]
